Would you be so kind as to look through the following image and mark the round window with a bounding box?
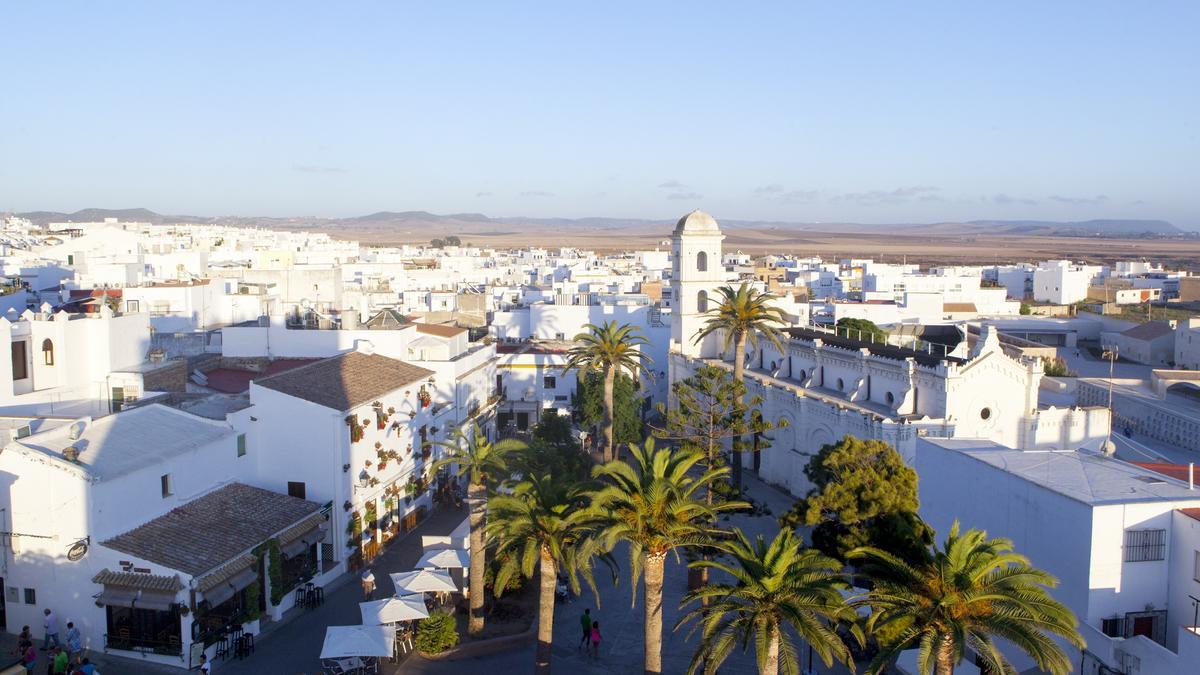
[886,392,895,405]
[980,407,992,420]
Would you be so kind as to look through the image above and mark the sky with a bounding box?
[1,2,1197,228]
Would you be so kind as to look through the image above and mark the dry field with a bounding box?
[337,223,1200,270]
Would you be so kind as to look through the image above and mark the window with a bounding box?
[696,251,708,272]
[160,474,173,498]
[126,299,140,313]
[236,434,247,457]
[1101,617,1123,638]
[1194,550,1200,582]
[886,392,895,405]
[543,376,557,390]
[11,341,27,380]
[23,588,35,605]
[287,482,306,500]
[41,339,54,366]
[1124,529,1165,562]
[837,378,844,391]
[697,290,708,313]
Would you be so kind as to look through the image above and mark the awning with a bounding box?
[202,567,258,607]
[96,588,139,608]
[134,591,177,612]
[281,528,326,558]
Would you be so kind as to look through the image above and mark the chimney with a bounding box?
[62,445,80,463]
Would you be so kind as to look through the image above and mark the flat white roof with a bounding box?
[10,404,234,481]
[922,437,1200,506]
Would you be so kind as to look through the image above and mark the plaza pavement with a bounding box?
[402,472,851,675]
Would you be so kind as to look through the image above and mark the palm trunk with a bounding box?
[935,633,955,675]
[761,625,780,675]
[467,480,487,636]
[603,366,616,462]
[731,330,747,494]
[535,548,556,674]
[643,552,666,675]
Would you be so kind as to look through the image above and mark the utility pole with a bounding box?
[1102,344,1118,453]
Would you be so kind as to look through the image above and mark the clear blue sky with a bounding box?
[2,2,1196,228]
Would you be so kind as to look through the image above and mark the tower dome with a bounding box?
[672,209,721,236]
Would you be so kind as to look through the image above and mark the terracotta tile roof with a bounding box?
[204,359,319,394]
[195,554,258,593]
[277,513,324,546]
[1179,508,1200,523]
[254,351,434,412]
[1131,462,1193,483]
[1121,320,1174,342]
[415,323,467,338]
[942,302,978,313]
[102,483,321,577]
[91,569,184,592]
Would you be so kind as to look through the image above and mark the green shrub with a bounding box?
[1043,357,1075,377]
[414,612,459,655]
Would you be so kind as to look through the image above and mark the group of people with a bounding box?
[15,609,96,674]
[577,607,601,660]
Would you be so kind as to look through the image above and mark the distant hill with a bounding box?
[11,209,1183,238]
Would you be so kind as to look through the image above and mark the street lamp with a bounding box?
[1101,344,1118,454]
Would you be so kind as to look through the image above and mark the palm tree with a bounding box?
[430,423,526,636]
[563,320,652,461]
[488,472,614,674]
[850,522,1084,675]
[693,282,787,492]
[677,527,857,675]
[591,438,746,674]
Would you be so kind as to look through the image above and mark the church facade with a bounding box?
[666,210,1110,498]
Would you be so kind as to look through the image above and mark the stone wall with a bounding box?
[142,359,188,393]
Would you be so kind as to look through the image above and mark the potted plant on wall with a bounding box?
[417,386,432,408]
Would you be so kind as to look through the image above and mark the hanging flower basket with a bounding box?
[418,386,432,408]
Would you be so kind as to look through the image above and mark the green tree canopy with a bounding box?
[835,317,888,342]
[780,436,932,564]
[576,370,642,447]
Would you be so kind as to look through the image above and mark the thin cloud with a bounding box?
[294,164,345,174]
[475,191,493,198]
[833,186,939,206]
[519,191,555,198]
[667,191,703,200]
[780,189,821,203]
[657,180,687,189]
[1048,194,1109,206]
[993,193,1039,206]
[753,184,784,195]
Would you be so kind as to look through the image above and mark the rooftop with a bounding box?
[415,323,467,338]
[1120,320,1175,341]
[785,326,965,368]
[923,438,1200,506]
[11,404,234,481]
[203,358,318,394]
[103,483,321,577]
[254,350,435,412]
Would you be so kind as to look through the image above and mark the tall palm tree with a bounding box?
[563,320,652,461]
[850,522,1084,675]
[430,423,526,636]
[677,528,857,675]
[488,472,614,674]
[591,438,746,674]
[693,282,787,492]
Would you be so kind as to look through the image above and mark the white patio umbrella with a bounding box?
[390,568,458,594]
[320,625,397,659]
[359,595,429,625]
[417,546,470,569]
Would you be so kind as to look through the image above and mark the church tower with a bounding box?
[671,209,726,357]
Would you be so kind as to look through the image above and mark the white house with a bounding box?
[917,437,1200,675]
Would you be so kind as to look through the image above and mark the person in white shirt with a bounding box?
[41,608,60,651]
[199,654,211,673]
[361,568,376,599]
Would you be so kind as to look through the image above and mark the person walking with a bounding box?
[19,640,35,672]
[588,620,601,660]
[51,646,69,675]
[41,610,60,651]
[64,623,81,665]
[198,653,211,674]
[577,608,591,650]
[360,568,376,599]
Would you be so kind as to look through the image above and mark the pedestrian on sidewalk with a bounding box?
[15,626,31,656]
[41,609,60,651]
[361,568,376,599]
[51,646,69,674]
[64,623,81,665]
[19,639,35,672]
[577,608,591,650]
[198,653,211,674]
[589,621,601,660]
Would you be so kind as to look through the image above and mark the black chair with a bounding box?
[214,633,230,660]
[294,586,308,609]
[313,585,325,606]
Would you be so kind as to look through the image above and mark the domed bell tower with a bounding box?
[671,209,726,358]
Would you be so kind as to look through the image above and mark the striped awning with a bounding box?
[202,567,258,607]
[196,554,257,594]
[91,569,183,593]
